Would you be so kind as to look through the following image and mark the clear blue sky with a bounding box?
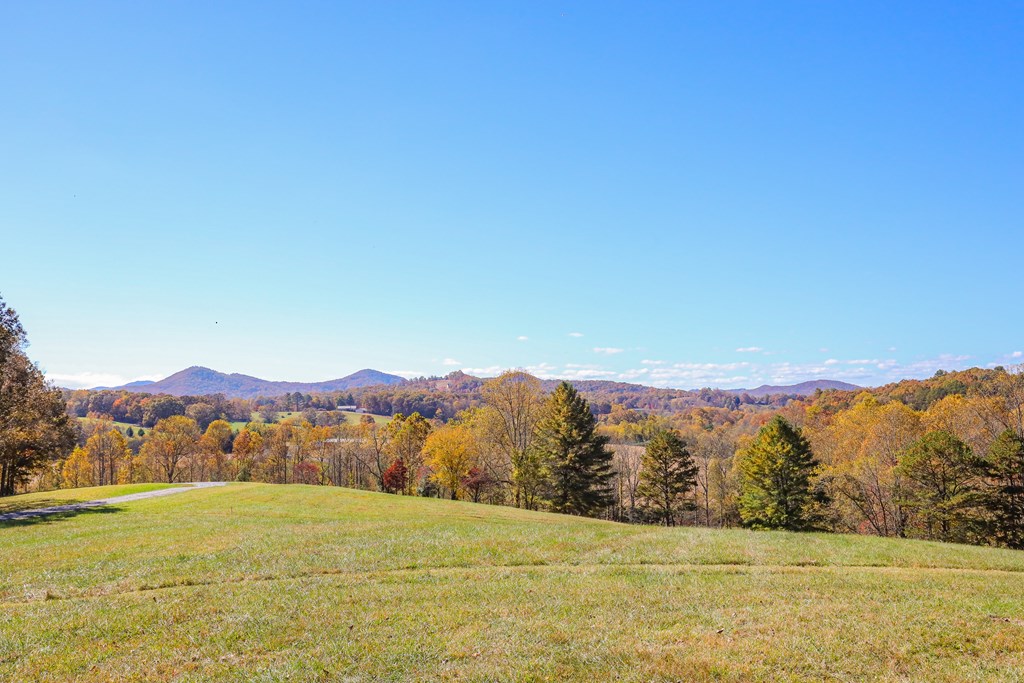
[2,1,1022,390]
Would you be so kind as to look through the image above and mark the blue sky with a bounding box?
[2,2,1022,390]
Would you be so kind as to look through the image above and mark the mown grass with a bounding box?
[1,484,1023,681]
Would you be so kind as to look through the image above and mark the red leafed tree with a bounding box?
[382,458,408,494]
[462,467,493,503]
[292,460,321,485]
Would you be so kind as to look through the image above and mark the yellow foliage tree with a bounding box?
[424,423,476,499]
[61,446,94,489]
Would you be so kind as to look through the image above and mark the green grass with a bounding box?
[339,409,390,425]
[76,417,145,433]
[277,410,391,425]
[2,484,1024,681]
[0,483,184,514]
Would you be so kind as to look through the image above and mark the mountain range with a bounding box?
[727,379,861,397]
[89,367,859,399]
[96,366,406,398]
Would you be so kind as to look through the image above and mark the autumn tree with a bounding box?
[200,419,234,481]
[481,371,545,508]
[185,402,219,431]
[0,295,75,496]
[232,427,264,482]
[61,446,93,489]
[141,415,200,483]
[83,428,132,486]
[423,423,475,499]
[535,382,614,516]
[461,467,493,503]
[738,416,822,530]
[638,430,698,525]
[609,444,644,522]
[693,427,735,527]
[386,412,431,494]
[813,397,921,537]
[897,430,984,543]
[382,458,408,494]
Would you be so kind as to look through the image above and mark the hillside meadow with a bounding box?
[2,483,1024,682]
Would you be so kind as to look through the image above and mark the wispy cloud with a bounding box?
[516,336,529,342]
[44,371,164,389]
[462,365,505,377]
[385,369,426,378]
[441,358,462,366]
[568,332,584,338]
[593,347,624,355]
[736,347,763,353]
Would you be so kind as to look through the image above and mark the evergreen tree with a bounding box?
[738,416,821,530]
[535,382,614,516]
[637,429,698,525]
[983,430,1024,549]
[896,430,983,543]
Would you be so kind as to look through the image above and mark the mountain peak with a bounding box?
[99,367,405,398]
[729,379,861,397]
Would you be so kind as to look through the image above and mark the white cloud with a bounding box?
[441,358,462,366]
[1012,351,1023,359]
[640,359,666,365]
[516,336,529,341]
[736,347,763,353]
[44,371,164,389]
[568,332,584,338]
[824,359,839,365]
[462,365,505,377]
[525,362,559,378]
[593,347,624,355]
[384,369,426,378]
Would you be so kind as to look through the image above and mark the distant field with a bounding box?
[76,417,145,433]
[2,484,1024,681]
[277,410,391,425]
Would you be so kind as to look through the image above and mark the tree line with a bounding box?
[5,293,1024,549]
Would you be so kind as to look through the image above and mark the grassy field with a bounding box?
[277,410,391,426]
[2,484,1024,681]
[76,417,146,434]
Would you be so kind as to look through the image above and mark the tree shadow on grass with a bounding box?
[0,503,125,528]
[0,498,94,514]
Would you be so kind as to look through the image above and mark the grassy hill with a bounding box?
[2,485,1023,681]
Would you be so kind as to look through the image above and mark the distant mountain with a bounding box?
[99,366,405,398]
[729,379,861,397]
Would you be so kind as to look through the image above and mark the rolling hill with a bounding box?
[729,379,861,397]
[100,366,405,398]
[2,483,1023,681]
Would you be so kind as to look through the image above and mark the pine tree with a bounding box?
[983,430,1024,549]
[535,382,614,516]
[637,429,698,525]
[738,416,822,530]
[896,430,984,543]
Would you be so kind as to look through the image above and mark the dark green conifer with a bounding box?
[738,415,821,530]
[535,382,614,516]
[637,429,698,526]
